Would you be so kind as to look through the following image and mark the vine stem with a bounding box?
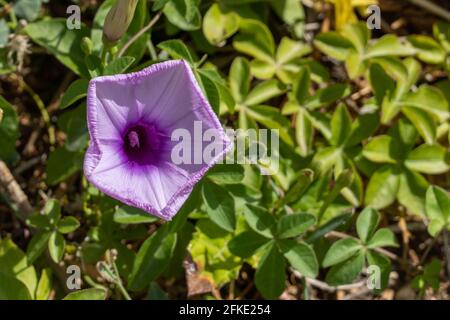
[327,231,400,262]
[117,11,162,58]
[110,254,132,300]
[14,75,55,145]
[408,0,450,21]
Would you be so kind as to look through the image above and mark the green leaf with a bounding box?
[276,37,311,66]
[190,219,241,287]
[207,164,244,184]
[104,56,136,75]
[322,238,362,268]
[157,39,196,65]
[26,214,50,229]
[405,144,450,175]
[276,213,315,239]
[57,103,88,152]
[36,268,52,300]
[0,273,32,300]
[229,57,251,103]
[280,240,318,278]
[13,0,42,21]
[243,204,276,239]
[233,19,275,63]
[0,238,37,298]
[304,83,350,110]
[281,169,314,206]
[26,231,51,264]
[341,23,370,53]
[24,19,89,77]
[425,186,450,236]
[330,104,352,146]
[46,147,84,186]
[128,224,177,291]
[365,34,415,59]
[305,213,352,243]
[356,208,380,244]
[196,69,220,114]
[202,3,239,46]
[434,21,450,51]
[402,85,450,122]
[408,35,446,64]
[228,231,270,258]
[245,105,294,146]
[0,19,9,47]
[426,186,450,223]
[57,217,80,234]
[346,112,379,147]
[366,251,391,291]
[313,32,354,61]
[114,205,159,224]
[245,79,286,106]
[44,198,61,222]
[295,108,313,157]
[363,135,396,164]
[292,67,310,104]
[48,232,65,263]
[63,288,107,300]
[255,243,285,299]
[163,0,201,31]
[325,250,365,286]
[59,79,88,109]
[202,180,236,232]
[365,165,400,210]
[367,228,398,248]
[402,106,437,145]
[397,170,428,216]
[153,0,170,11]
[369,63,396,105]
[270,0,305,38]
[0,96,19,163]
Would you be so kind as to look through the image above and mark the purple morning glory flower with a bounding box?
[84,60,231,220]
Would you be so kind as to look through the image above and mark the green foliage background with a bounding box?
[0,0,449,300]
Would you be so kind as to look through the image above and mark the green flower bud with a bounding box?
[81,37,93,56]
[102,0,138,45]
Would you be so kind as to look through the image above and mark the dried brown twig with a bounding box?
[0,160,33,220]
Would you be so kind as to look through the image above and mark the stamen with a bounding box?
[128,130,140,148]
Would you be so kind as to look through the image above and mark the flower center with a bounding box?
[128,130,140,148]
[123,123,166,166]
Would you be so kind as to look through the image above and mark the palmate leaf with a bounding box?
[279,239,318,278]
[322,237,362,268]
[365,165,400,210]
[356,208,380,244]
[128,224,177,291]
[202,180,236,232]
[190,220,241,287]
[276,213,316,239]
[228,231,270,258]
[163,0,202,31]
[425,186,450,236]
[202,3,239,46]
[243,205,276,239]
[24,19,90,77]
[325,250,365,286]
[254,242,285,299]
